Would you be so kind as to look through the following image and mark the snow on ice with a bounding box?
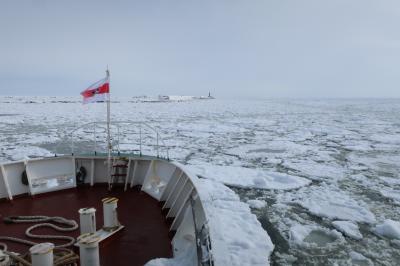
[2,97,400,265]
[332,220,363,240]
[374,219,400,240]
[187,163,311,190]
[281,183,376,223]
[247,199,267,209]
[196,179,274,266]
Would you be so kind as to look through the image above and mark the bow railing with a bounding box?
[55,121,170,159]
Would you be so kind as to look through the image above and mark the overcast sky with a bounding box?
[0,0,399,98]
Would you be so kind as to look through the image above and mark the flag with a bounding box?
[80,76,110,104]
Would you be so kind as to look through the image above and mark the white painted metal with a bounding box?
[79,208,97,234]
[170,193,191,231]
[0,167,8,200]
[90,159,95,186]
[129,160,138,188]
[78,234,100,266]
[0,165,12,200]
[162,172,184,210]
[57,121,170,159]
[29,242,54,266]
[124,158,131,191]
[25,157,76,195]
[166,178,188,215]
[131,160,150,186]
[160,168,181,201]
[0,156,214,266]
[102,198,119,229]
[171,206,197,264]
[142,160,154,190]
[141,160,176,200]
[0,162,28,197]
[167,180,192,218]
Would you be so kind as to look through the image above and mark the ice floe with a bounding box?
[247,199,267,209]
[283,160,347,181]
[2,146,54,161]
[187,163,311,190]
[348,251,373,265]
[379,188,400,205]
[374,219,400,240]
[289,224,344,249]
[196,179,274,266]
[281,183,376,223]
[2,97,400,265]
[332,221,363,240]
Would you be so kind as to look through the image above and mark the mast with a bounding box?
[106,68,112,190]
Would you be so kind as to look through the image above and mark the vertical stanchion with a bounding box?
[93,122,96,154]
[139,124,142,156]
[156,132,159,158]
[106,69,112,190]
[71,131,74,155]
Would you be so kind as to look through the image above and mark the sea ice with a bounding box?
[332,221,363,240]
[283,160,347,181]
[3,146,54,161]
[281,183,376,224]
[145,175,273,266]
[380,189,400,205]
[196,179,274,265]
[374,219,400,240]
[187,163,311,190]
[379,176,400,186]
[289,224,344,248]
[247,199,267,209]
[348,251,373,265]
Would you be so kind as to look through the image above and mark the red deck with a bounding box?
[0,186,173,265]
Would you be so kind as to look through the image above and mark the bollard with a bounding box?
[79,207,97,234]
[78,233,100,266]
[29,243,54,266]
[102,197,119,230]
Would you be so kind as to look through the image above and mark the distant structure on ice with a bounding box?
[142,92,215,102]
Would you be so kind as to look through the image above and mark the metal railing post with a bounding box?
[156,132,159,158]
[117,124,120,154]
[93,122,97,154]
[139,124,142,156]
[71,131,74,155]
[63,121,169,159]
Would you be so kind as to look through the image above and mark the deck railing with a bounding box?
[55,121,170,159]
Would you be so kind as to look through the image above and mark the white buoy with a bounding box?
[29,242,54,266]
[79,207,97,234]
[102,197,119,230]
[78,233,100,266]
[0,250,10,266]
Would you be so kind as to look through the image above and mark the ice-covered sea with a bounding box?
[1,96,400,265]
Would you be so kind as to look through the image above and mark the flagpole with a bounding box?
[106,68,112,190]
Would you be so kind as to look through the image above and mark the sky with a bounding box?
[0,0,399,98]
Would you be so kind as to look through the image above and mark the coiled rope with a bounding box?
[0,215,78,249]
[1,248,79,266]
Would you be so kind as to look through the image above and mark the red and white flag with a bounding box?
[80,76,110,104]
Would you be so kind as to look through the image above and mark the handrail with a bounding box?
[54,121,170,159]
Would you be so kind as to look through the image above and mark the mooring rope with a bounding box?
[2,248,79,266]
[0,215,78,248]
